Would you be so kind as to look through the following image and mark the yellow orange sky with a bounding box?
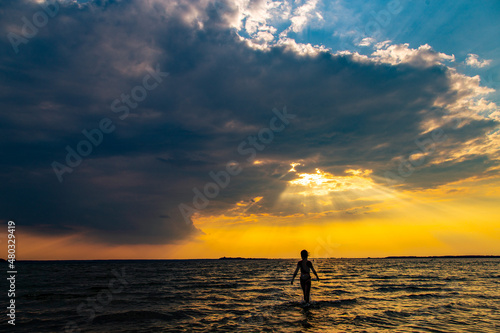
[15,172,500,260]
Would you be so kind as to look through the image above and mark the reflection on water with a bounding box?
[7,258,500,332]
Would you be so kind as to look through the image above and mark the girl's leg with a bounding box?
[304,280,311,303]
[300,279,306,302]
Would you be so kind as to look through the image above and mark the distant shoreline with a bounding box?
[218,256,269,260]
[4,255,500,262]
[381,255,500,259]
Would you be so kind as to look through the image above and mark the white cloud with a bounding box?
[427,68,499,166]
[288,0,319,33]
[256,30,276,42]
[465,54,492,68]
[276,37,328,56]
[227,0,325,49]
[371,43,455,68]
[357,37,375,47]
[374,40,391,49]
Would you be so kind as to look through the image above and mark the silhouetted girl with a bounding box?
[291,250,319,304]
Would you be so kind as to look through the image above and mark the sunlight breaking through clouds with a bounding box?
[287,167,375,196]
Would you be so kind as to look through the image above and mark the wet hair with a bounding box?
[301,250,308,259]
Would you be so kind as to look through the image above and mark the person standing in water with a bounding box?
[291,250,319,304]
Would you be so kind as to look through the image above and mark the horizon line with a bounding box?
[6,254,500,261]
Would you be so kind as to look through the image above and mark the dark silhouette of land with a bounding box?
[218,257,268,260]
[383,255,500,259]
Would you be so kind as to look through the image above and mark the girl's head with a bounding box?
[301,250,308,259]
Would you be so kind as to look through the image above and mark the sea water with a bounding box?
[2,258,499,332]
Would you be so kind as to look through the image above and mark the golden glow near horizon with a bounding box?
[18,167,500,260]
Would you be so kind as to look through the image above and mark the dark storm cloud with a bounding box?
[0,0,497,244]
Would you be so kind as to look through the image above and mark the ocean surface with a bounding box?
[2,258,499,332]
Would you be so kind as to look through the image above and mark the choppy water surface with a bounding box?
[3,258,500,332]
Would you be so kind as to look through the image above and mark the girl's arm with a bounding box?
[291,263,299,285]
[311,264,320,281]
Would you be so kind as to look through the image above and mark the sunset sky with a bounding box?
[1,0,499,259]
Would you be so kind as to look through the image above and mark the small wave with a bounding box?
[357,296,380,301]
[20,318,68,332]
[383,309,413,318]
[278,298,357,310]
[422,301,466,313]
[476,294,500,300]
[375,285,447,293]
[254,287,283,294]
[406,275,444,280]
[93,309,199,324]
[315,298,357,307]
[23,292,84,300]
[352,314,394,327]
[443,276,468,281]
[327,288,351,295]
[85,286,110,293]
[174,282,242,290]
[367,274,398,279]
[405,292,451,299]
